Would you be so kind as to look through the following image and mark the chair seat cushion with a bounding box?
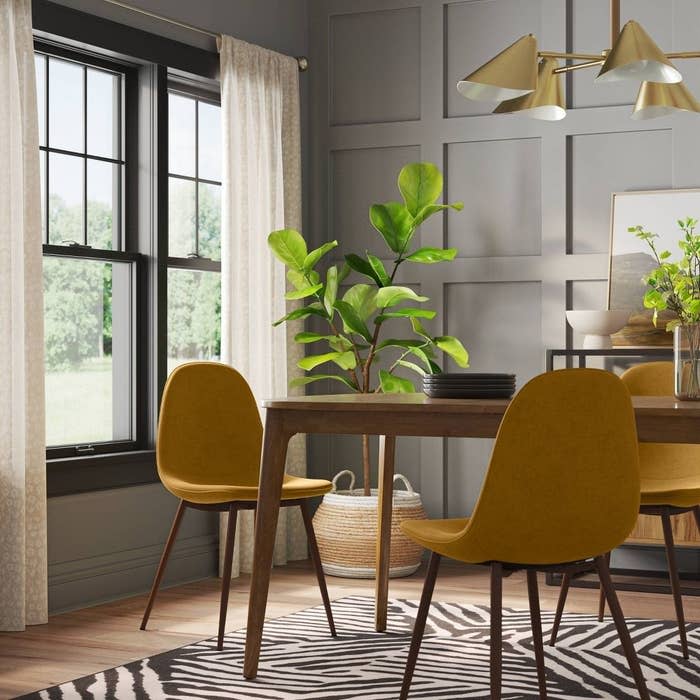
[640,476,700,508]
[401,518,471,559]
[164,474,332,504]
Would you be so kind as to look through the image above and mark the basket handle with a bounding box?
[331,469,356,492]
[393,473,415,493]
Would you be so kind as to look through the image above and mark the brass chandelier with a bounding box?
[457,0,700,121]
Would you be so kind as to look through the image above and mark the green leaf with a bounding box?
[324,265,338,316]
[289,374,357,391]
[268,229,307,271]
[376,285,429,308]
[410,317,432,340]
[337,262,352,284]
[333,299,373,342]
[397,359,426,376]
[342,284,377,320]
[398,162,443,216]
[375,307,437,322]
[411,203,464,228]
[405,247,458,264]
[369,202,414,254]
[367,253,391,286]
[376,338,425,351]
[378,369,415,393]
[287,269,320,291]
[294,331,335,344]
[435,335,469,368]
[273,304,328,326]
[328,335,354,352]
[285,283,323,300]
[299,351,356,371]
[344,253,383,286]
[303,240,338,271]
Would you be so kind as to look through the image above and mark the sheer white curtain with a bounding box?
[0,0,48,630]
[218,36,306,577]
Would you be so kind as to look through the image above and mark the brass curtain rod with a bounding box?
[100,0,309,71]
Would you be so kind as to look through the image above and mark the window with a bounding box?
[167,89,222,373]
[36,48,138,456]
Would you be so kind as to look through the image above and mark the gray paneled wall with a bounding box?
[308,0,700,520]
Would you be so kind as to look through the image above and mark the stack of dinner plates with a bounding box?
[422,372,516,399]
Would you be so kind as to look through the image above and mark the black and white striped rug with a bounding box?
[23,596,700,699]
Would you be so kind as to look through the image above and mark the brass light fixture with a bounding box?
[458,0,700,121]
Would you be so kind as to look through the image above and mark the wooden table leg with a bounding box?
[243,413,290,679]
[375,434,396,632]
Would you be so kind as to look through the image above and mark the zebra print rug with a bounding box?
[22,596,699,699]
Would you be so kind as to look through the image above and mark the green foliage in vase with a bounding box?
[630,217,700,331]
[267,162,469,395]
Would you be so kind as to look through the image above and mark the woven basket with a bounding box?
[313,470,427,579]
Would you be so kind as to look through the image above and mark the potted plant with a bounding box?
[268,162,469,576]
[631,217,700,399]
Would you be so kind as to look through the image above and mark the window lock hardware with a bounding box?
[75,444,96,455]
[62,240,93,249]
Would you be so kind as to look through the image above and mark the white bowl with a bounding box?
[565,310,631,349]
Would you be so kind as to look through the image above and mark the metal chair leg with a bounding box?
[598,551,611,622]
[217,504,238,650]
[595,555,650,700]
[527,571,548,698]
[399,553,441,700]
[140,500,186,630]
[549,573,570,646]
[300,501,336,637]
[660,509,689,659]
[490,562,503,700]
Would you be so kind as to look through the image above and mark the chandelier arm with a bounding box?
[665,52,700,60]
[610,0,620,46]
[538,51,605,61]
[553,59,605,75]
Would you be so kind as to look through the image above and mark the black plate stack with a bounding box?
[422,372,516,399]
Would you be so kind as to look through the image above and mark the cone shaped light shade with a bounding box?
[457,34,538,101]
[631,80,700,120]
[493,57,565,120]
[596,20,681,84]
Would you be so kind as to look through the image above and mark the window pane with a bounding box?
[40,151,46,241]
[168,177,196,257]
[198,101,221,182]
[167,269,221,373]
[49,58,84,152]
[198,182,221,260]
[87,68,119,159]
[168,93,195,177]
[49,152,83,245]
[35,55,46,147]
[87,159,118,249]
[44,257,133,446]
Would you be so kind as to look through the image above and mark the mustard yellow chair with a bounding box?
[551,361,700,659]
[399,369,650,700]
[140,362,336,649]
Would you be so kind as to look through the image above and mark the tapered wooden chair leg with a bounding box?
[549,573,570,646]
[595,555,650,700]
[598,551,611,622]
[490,562,503,700]
[300,501,336,637]
[660,510,689,659]
[693,506,700,532]
[399,553,441,700]
[217,504,238,650]
[527,571,547,698]
[140,500,186,630]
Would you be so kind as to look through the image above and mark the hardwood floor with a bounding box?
[1,559,699,698]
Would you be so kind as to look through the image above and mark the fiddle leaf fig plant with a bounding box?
[268,162,469,493]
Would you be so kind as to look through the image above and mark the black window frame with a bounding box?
[32,0,222,496]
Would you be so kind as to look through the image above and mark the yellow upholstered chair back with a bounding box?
[621,361,700,484]
[456,369,641,565]
[157,362,263,493]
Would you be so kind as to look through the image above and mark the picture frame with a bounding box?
[607,188,700,347]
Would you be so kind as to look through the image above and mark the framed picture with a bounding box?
[607,188,700,347]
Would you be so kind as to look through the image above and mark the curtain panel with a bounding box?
[218,36,306,577]
[0,0,48,631]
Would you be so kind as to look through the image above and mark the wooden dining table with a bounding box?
[242,392,700,678]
